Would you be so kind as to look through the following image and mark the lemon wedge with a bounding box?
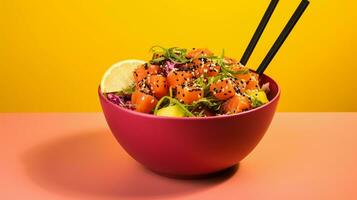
[100,59,145,93]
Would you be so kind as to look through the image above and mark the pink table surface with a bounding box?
[1,113,357,200]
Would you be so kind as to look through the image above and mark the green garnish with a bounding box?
[154,96,195,117]
[209,49,249,76]
[187,97,222,112]
[118,83,135,95]
[193,75,225,95]
[150,56,166,63]
[153,95,221,117]
[149,46,190,64]
[221,66,249,75]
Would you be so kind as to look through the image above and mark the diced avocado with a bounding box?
[247,90,269,108]
[156,105,185,117]
[255,91,269,104]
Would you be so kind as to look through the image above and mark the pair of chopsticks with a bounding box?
[240,0,310,75]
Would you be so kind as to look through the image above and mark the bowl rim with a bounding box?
[99,72,280,121]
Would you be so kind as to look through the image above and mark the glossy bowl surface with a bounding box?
[99,73,280,177]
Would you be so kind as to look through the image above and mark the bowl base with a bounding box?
[147,164,239,180]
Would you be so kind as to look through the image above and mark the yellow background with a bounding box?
[1,0,356,112]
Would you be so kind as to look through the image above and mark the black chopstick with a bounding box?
[256,0,310,75]
[240,0,279,66]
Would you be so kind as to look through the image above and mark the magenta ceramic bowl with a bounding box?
[99,73,280,177]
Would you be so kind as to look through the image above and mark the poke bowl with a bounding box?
[98,48,280,177]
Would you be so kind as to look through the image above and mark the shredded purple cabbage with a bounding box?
[106,93,135,110]
[162,61,175,76]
